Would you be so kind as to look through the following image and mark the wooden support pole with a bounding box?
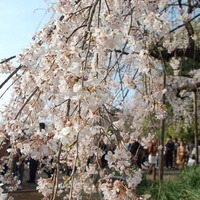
[159,67,166,181]
[193,90,199,165]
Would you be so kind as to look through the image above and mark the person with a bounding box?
[165,135,174,169]
[176,140,187,169]
[27,157,39,183]
[0,139,9,175]
[190,140,200,164]
[129,138,144,168]
[173,138,179,169]
[11,147,25,186]
[187,154,196,167]
[148,138,158,174]
[124,135,131,151]
[27,123,45,183]
[187,140,195,158]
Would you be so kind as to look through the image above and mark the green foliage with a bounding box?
[137,167,200,200]
[164,122,194,142]
[180,58,200,77]
[142,114,159,134]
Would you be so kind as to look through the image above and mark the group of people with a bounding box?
[11,149,39,186]
[165,136,187,170]
[2,129,200,189]
[147,135,200,173]
[5,123,46,189]
[164,135,200,169]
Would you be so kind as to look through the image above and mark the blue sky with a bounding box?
[0,0,51,58]
[0,0,52,107]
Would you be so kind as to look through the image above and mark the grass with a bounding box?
[137,166,200,200]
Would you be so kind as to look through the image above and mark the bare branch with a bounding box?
[0,74,22,100]
[14,86,39,120]
[0,56,16,64]
[0,65,22,90]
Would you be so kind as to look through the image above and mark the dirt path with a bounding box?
[8,168,180,200]
[145,168,181,181]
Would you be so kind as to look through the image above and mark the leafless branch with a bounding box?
[0,65,22,90]
[14,86,39,120]
[0,56,16,64]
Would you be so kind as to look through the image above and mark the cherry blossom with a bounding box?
[0,0,199,199]
[0,184,7,200]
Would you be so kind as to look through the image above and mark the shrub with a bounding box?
[137,167,200,200]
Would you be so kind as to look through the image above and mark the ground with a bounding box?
[7,168,180,200]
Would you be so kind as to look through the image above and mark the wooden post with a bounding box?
[158,66,166,181]
[153,166,156,182]
[159,119,165,180]
[193,90,199,165]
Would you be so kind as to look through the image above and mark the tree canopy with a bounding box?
[0,1,200,199]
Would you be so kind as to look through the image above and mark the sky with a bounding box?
[0,0,52,107]
[0,0,52,58]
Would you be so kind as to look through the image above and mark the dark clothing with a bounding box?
[11,149,24,185]
[165,140,174,168]
[130,141,144,168]
[28,158,38,183]
[165,151,173,168]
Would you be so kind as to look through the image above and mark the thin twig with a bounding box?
[0,74,21,100]
[14,86,39,120]
[69,131,80,200]
[50,143,63,200]
[51,99,71,200]
[23,91,42,123]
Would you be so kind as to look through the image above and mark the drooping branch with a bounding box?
[0,74,22,100]
[51,99,71,200]
[14,86,39,120]
[50,143,62,200]
[150,46,200,62]
[151,12,200,62]
[0,65,22,89]
[81,0,100,49]
[23,90,42,123]
[115,42,200,63]
[0,56,16,64]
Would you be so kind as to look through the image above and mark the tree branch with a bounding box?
[14,86,39,120]
[177,81,200,93]
[0,56,16,64]
[0,65,22,89]
[151,46,200,62]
